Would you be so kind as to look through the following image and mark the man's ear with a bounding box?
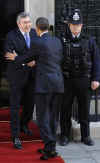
[17,22,20,28]
[36,27,40,36]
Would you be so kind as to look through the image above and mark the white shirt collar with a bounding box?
[40,31,48,37]
[19,29,29,37]
[72,33,80,38]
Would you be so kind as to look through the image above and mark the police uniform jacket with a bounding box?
[62,33,100,82]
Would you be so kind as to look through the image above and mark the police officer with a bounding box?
[59,9,100,146]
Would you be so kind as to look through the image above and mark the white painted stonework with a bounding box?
[24,0,55,27]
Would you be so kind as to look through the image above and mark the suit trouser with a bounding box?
[60,77,91,139]
[9,81,34,138]
[35,93,61,151]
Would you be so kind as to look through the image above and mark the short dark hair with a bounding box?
[36,17,49,31]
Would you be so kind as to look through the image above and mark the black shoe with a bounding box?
[40,151,58,160]
[37,148,46,154]
[13,137,22,149]
[81,137,94,146]
[59,136,69,146]
[21,126,33,136]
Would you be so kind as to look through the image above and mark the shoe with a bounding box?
[37,148,46,154]
[59,136,69,146]
[21,126,33,136]
[13,137,22,149]
[40,151,58,160]
[81,137,94,146]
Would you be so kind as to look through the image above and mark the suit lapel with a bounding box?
[41,33,49,39]
[16,28,24,41]
[29,30,33,46]
[16,28,37,49]
[16,28,28,49]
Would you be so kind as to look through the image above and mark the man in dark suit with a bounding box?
[5,17,64,160]
[4,12,36,149]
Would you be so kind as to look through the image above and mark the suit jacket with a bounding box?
[4,28,37,87]
[14,33,64,93]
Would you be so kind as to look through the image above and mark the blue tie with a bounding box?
[24,33,30,48]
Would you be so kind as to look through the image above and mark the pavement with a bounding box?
[56,139,100,163]
[33,109,100,163]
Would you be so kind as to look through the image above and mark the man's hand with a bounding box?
[5,51,17,61]
[91,81,100,90]
[27,60,36,67]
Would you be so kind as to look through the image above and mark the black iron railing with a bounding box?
[72,89,100,122]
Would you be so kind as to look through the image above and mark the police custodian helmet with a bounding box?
[68,9,83,24]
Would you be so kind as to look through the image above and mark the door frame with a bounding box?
[24,0,30,12]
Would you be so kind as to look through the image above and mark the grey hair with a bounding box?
[17,12,31,23]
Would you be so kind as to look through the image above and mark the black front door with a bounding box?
[0,0,24,106]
